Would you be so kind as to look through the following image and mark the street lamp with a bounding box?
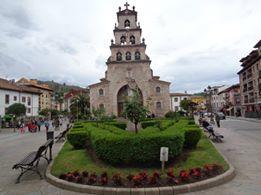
[76,99,79,122]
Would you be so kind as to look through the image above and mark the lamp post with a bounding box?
[76,99,79,122]
[204,86,213,117]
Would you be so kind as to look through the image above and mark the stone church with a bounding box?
[89,3,170,117]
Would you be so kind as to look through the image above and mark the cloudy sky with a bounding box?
[0,0,260,93]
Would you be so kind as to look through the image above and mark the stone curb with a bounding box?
[46,145,236,195]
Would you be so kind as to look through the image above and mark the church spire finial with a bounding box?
[124,2,130,10]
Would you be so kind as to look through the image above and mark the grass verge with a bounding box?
[51,135,229,177]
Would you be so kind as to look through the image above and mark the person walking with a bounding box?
[215,114,221,128]
[44,120,49,132]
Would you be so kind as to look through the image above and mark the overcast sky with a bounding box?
[0,0,260,93]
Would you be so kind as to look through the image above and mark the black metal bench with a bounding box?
[204,127,224,143]
[12,139,53,183]
[55,124,71,143]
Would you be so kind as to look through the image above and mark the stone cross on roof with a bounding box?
[124,2,130,9]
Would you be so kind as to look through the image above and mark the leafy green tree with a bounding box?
[39,108,50,117]
[123,89,148,134]
[92,106,106,127]
[6,103,26,117]
[39,108,59,119]
[180,99,197,116]
[54,91,64,111]
[70,94,90,118]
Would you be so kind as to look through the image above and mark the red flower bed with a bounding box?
[58,164,224,187]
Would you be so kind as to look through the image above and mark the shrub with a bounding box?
[67,131,90,149]
[106,122,126,130]
[188,120,195,125]
[165,111,179,119]
[91,130,184,165]
[184,129,201,149]
[112,173,123,186]
[140,121,157,129]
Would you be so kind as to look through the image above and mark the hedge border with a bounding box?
[46,142,236,195]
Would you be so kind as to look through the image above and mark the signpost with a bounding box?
[160,147,169,172]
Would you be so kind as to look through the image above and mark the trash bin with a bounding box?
[46,131,54,141]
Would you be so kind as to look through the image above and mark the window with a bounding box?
[27,97,31,106]
[126,52,131,60]
[22,97,26,103]
[175,106,179,111]
[27,108,31,113]
[116,52,122,61]
[124,19,130,28]
[5,94,9,104]
[156,86,161,93]
[130,35,135,44]
[156,101,161,109]
[120,36,126,44]
[99,104,104,109]
[183,97,187,100]
[135,51,140,60]
[13,96,17,101]
[99,89,104,96]
[174,97,178,102]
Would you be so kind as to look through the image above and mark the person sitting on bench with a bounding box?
[202,120,213,131]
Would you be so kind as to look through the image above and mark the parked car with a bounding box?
[216,112,226,120]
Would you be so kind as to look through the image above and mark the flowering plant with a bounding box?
[88,173,97,185]
[100,172,108,185]
[112,173,123,186]
[132,174,143,186]
[189,168,202,179]
[179,170,190,182]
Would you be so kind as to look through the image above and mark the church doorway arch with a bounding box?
[117,85,143,117]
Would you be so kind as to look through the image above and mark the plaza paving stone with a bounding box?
[0,118,260,194]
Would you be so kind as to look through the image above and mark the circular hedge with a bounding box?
[68,122,185,165]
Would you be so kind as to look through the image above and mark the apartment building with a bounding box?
[218,84,241,116]
[237,40,261,118]
[0,78,41,116]
[170,92,192,112]
[16,78,53,111]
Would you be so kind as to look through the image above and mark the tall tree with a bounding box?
[180,99,197,116]
[123,88,148,134]
[6,103,26,117]
[70,94,90,117]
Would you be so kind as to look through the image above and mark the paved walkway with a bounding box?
[0,121,83,195]
[188,118,261,195]
[0,118,261,194]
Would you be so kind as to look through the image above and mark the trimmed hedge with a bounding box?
[67,131,90,149]
[188,120,195,125]
[140,121,157,129]
[184,129,202,148]
[91,131,184,165]
[106,122,126,130]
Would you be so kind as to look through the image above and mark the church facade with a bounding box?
[89,3,171,117]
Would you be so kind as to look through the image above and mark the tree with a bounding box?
[92,106,106,127]
[54,91,64,111]
[180,99,198,116]
[70,94,90,118]
[6,103,26,117]
[39,108,50,117]
[39,108,59,119]
[123,89,148,134]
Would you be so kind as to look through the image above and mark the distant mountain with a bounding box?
[37,80,87,93]
[192,92,205,96]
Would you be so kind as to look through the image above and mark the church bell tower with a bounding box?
[89,3,171,117]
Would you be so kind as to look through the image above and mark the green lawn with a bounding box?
[51,135,229,177]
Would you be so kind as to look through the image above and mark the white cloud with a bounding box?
[0,0,260,93]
